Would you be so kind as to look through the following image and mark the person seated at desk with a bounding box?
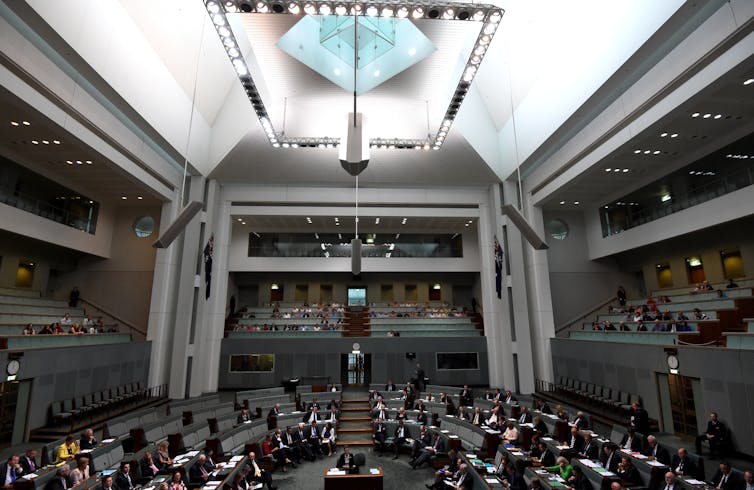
[57,435,80,463]
[518,406,533,424]
[662,471,678,490]
[502,422,519,444]
[167,470,185,490]
[19,449,38,476]
[459,386,473,407]
[536,441,555,467]
[742,470,753,490]
[602,444,620,473]
[644,435,670,465]
[326,398,339,410]
[696,411,728,458]
[237,408,252,423]
[579,433,599,460]
[425,451,459,489]
[374,418,388,456]
[304,406,321,423]
[261,434,286,472]
[100,475,115,490]
[114,462,135,490]
[325,405,339,424]
[486,406,502,428]
[189,455,213,486]
[79,428,97,450]
[529,476,543,490]
[385,379,397,391]
[1,455,22,488]
[569,465,592,490]
[154,441,174,471]
[411,426,432,460]
[267,403,281,418]
[70,456,90,487]
[445,463,473,490]
[393,420,408,459]
[415,399,426,412]
[555,405,569,421]
[527,434,542,458]
[246,452,276,490]
[546,456,573,480]
[336,445,357,474]
[412,432,446,469]
[572,411,589,430]
[616,456,640,486]
[566,426,585,452]
[44,466,70,490]
[532,416,548,436]
[307,398,321,412]
[373,402,388,421]
[670,448,696,477]
[504,390,517,404]
[417,408,429,425]
[469,407,484,426]
[306,421,323,457]
[321,422,337,457]
[620,428,642,452]
[457,405,470,421]
[537,399,552,415]
[294,423,314,462]
[140,452,161,480]
[710,462,741,490]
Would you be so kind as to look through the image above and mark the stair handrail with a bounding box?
[79,297,147,339]
[555,296,616,336]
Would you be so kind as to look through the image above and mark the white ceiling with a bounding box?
[232,215,477,233]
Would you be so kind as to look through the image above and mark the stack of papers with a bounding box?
[101,438,116,444]
[229,455,245,463]
[685,479,704,485]
[647,460,666,467]
[486,477,500,483]
[22,474,38,480]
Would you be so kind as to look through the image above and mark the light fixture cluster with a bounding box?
[688,170,716,176]
[604,167,630,173]
[726,154,751,159]
[30,139,61,145]
[633,149,663,155]
[659,132,678,138]
[65,160,93,165]
[743,78,753,86]
[236,217,248,224]
[10,120,31,126]
[205,0,503,150]
[121,195,144,200]
[558,201,580,205]
[690,112,727,119]
[604,201,639,208]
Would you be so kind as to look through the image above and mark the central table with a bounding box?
[324,467,384,490]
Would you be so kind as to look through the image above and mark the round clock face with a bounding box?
[352,343,361,351]
[667,355,679,370]
[6,360,20,375]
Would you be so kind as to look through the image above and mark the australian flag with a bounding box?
[494,236,503,299]
[203,234,214,300]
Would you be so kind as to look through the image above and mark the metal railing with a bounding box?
[80,297,147,339]
[0,189,98,234]
[555,295,616,336]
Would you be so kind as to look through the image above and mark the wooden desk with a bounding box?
[324,467,383,490]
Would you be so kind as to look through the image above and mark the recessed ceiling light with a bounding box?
[22,121,30,126]
[42,140,49,144]
[121,196,127,200]
[691,112,700,118]
[633,149,641,154]
[670,133,678,138]
[53,140,60,144]
[605,168,611,172]
[660,132,668,137]
[237,218,242,222]
[373,69,380,77]
[573,201,580,205]
[137,196,143,200]
[85,160,92,164]
[31,140,38,145]
[10,121,19,126]
[622,168,629,172]
[66,160,72,164]
[375,218,380,224]
[713,114,722,119]
[559,201,565,205]
[743,78,754,85]
[653,150,661,155]
[241,221,246,225]
[76,160,82,164]
[644,150,651,154]
[702,113,711,118]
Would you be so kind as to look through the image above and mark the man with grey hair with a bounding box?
[447,463,472,489]
[662,471,677,490]
[644,435,670,465]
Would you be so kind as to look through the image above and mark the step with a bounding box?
[336,427,373,434]
[335,439,374,447]
[339,417,372,424]
[0,296,68,308]
[0,288,40,298]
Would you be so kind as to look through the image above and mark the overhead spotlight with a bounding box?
[396,6,408,17]
[10,121,19,126]
[366,4,378,16]
[744,78,754,86]
[472,9,485,21]
[22,121,30,126]
[318,3,331,15]
[479,35,491,45]
[271,1,285,12]
[303,2,315,14]
[380,6,393,16]
[411,6,424,18]
[457,9,470,20]
[255,1,269,12]
[427,7,440,18]
[238,2,253,11]
[442,8,454,19]
[489,10,502,22]
[288,1,300,13]
[334,2,347,14]
[691,112,700,117]
[350,2,362,14]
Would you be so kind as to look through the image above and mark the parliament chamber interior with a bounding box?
[0,0,753,489]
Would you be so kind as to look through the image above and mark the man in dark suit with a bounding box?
[385,379,397,392]
[602,444,619,473]
[336,446,357,473]
[537,400,552,415]
[373,403,388,422]
[307,398,321,411]
[267,404,281,419]
[670,448,697,478]
[415,400,426,412]
[114,462,134,490]
[696,412,727,458]
[457,405,470,421]
[281,426,302,464]
[189,455,212,486]
[374,418,388,455]
[393,420,408,459]
[620,429,642,452]
[448,463,474,489]
[306,421,322,457]
[411,433,445,469]
[518,406,533,424]
[470,407,484,426]
[1,455,22,487]
[19,449,38,476]
[630,402,650,435]
[644,435,670,465]
[304,406,321,423]
[246,452,276,490]
[139,452,160,481]
[572,412,589,430]
[237,408,252,424]
[44,466,70,490]
[567,427,585,453]
[504,390,517,404]
[411,426,432,460]
[537,442,555,467]
[459,386,473,407]
[617,456,640,486]
[294,423,314,462]
[79,429,97,450]
[416,409,428,426]
[579,434,599,460]
[710,462,741,490]
[100,475,115,490]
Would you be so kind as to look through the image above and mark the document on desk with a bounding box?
[22,474,38,480]
[486,478,501,483]
[327,469,346,475]
[647,460,666,467]
[102,438,116,444]
[684,479,705,485]
[369,468,380,475]
[485,429,501,434]
[229,455,245,463]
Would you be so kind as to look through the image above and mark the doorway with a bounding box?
[15,260,35,288]
[0,380,20,444]
[685,257,705,284]
[294,284,308,302]
[656,263,673,288]
[347,287,366,306]
[270,284,284,303]
[667,373,698,437]
[320,284,333,303]
[341,353,371,386]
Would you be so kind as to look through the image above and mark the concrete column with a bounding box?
[146,197,181,389]
[521,196,556,384]
[193,180,231,395]
[478,185,515,388]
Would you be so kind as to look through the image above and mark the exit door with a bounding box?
[341,353,371,386]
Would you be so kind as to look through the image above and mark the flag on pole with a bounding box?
[203,234,214,299]
[494,236,503,299]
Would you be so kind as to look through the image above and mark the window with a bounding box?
[229,354,275,372]
[656,263,673,288]
[437,353,479,370]
[547,219,569,240]
[720,250,744,279]
[133,216,155,238]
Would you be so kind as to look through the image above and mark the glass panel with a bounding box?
[229,354,275,372]
[436,352,479,370]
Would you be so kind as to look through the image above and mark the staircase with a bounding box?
[343,307,370,337]
[336,389,374,448]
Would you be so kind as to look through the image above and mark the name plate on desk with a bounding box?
[327,469,347,475]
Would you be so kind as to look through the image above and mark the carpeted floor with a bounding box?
[264,446,436,489]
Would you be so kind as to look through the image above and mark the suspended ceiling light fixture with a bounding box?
[203,0,503,150]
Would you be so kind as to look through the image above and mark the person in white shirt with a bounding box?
[662,471,677,490]
[60,313,73,326]
[743,470,753,490]
[502,422,519,444]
